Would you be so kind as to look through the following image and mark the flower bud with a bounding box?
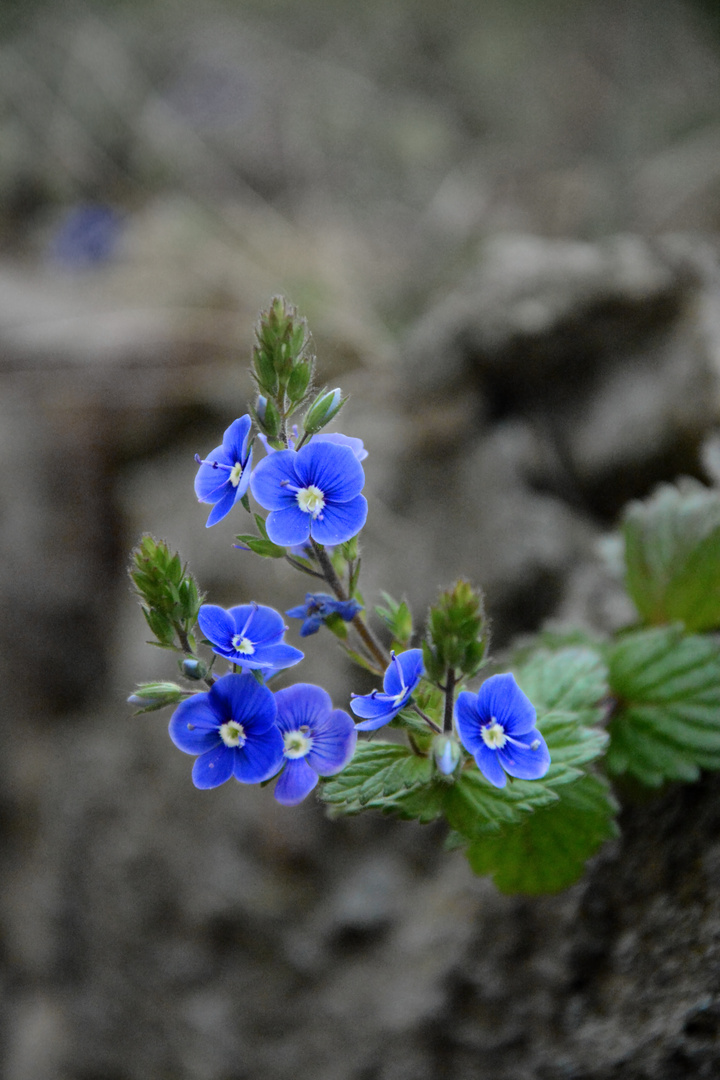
[127,681,186,713]
[433,734,462,776]
[303,387,345,435]
[181,658,207,680]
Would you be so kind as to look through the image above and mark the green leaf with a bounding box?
[235,535,287,559]
[622,479,720,632]
[607,625,720,785]
[464,774,619,894]
[319,742,434,817]
[443,768,559,839]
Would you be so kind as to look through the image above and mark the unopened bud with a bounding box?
[433,734,462,776]
[181,658,207,681]
[304,387,345,435]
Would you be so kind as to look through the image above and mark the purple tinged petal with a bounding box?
[313,433,367,461]
[353,709,397,732]
[274,683,332,730]
[310,495,368,546]
[265,505,311,547]
[473,744,508,788]
[274,759,319,805]
[168,695,221,754]
[383,649,424,696]
[295,442,365,503]
[232,726,285,783]
[475,673,536,735]
[306,709,356,775]
[250,450,301,511]
[198,605,237,650]
[192,744,235,788]
[349,693,397,721]
[497,731,550,781]
[455,691,484,755]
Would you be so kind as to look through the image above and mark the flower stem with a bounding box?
[443,668,456,734]
[310,538,389,670]
[411,703,442,735]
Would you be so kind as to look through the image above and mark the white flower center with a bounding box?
[220,721,246,748]
[481,719,507,750]
[231,635,255,655]
[229,462,244,487]
[283,728,313,759]
[296,485,325,517]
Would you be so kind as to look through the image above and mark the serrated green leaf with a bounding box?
[623,479,720,632]
[464,773,619,894]
[443,768,560,840]
[607,625,720,785]
[319,742,434,817]
[513,646,609,722]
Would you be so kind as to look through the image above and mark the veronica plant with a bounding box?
[130,296,720,895]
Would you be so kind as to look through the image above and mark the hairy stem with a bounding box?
[443,668,456,734]
[411,703,442,735]
[310,538,389,670]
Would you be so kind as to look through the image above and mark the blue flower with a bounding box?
[52,203,122,266]
[169,673,284,789]
[273,684,356,805]
[455,673,550,789]
[198,602,304,672]
[195,416,253,527]
[286,593,363,636]
[250,440,367,547]
[350,649,424,731]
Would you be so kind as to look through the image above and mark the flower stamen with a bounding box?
[283,729,313,759]
[481,719,507,750]
[296,485,325,518]
[219,721,246,748]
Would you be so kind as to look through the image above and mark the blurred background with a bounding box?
[3,0,720,1077]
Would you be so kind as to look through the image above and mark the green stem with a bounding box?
[411,703,442,735]
[443,668,456,734]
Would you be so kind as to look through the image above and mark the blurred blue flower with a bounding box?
[198,602,303,672]
[250,440,367,547]
[273,683,356,805]
[455,673,550,788]
[168,673,284,789]
[258,430,368,461]
[350,649,424,731]
[195,415,253,527]
[286,592,362,636]
[51,203,123,266]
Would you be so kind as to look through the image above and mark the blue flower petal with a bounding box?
[454,690,484,754]
[310,495,368,546]
[306,709,356,775]
[383,649,424,697]
[232,726,285,783]
[198,605,236,651]
[250,450,300,511]
[209,673,277,733]
[195,449,232,500]
[265,505,311,547]
[192,744,235,788]
[349,692,395,721]
[497,730,551,780]
[274,758,319,805]
[248,642,304,671]
[228,604,285,646]
[204,486,241,527]
[475,673,536,736]
[473,744,508,788]
[295,442,365,504]
[222,415,252,461]
[168,695,221,754]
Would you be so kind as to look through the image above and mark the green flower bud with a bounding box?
[424,580,488,683]
[181,658,207,680]
[128,681,186,714]
[287,359,313,403]
[304,387,346,435]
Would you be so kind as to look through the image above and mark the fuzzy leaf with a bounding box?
[622,480,720,632]
[464,773,619,894]
[320,742,433,816]
[607,625,720,785]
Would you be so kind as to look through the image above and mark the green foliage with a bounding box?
[130,535,202,651]
[375,592,413,649]
[236,514,287,559]
[320,743,435,816]
[252,295,315,394]
[423,580,488,682]
[464,774,619,894]
[606,625,720,786]
[128,681,189,715]
[622,479,720,632]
